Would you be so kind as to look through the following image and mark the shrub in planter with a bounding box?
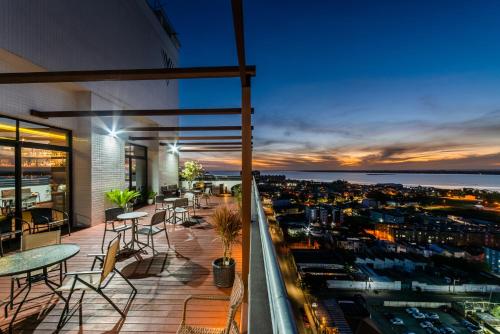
[211,206,242,287]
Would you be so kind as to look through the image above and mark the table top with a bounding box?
[117,211,148,220]
[0,244,80,277]
[164,197,181,202]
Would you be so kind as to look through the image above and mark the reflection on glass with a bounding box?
[0,146,16,233]
[21,148,69,217]
[19,121,69,146]
[0,117,16,141]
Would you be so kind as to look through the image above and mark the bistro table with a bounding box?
[0,243,80,333]
[117,211,148,252]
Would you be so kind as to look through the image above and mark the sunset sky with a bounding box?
[166,0,500,171]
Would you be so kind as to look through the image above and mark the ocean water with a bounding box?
[212,170,500,191]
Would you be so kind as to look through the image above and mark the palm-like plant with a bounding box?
[105,189,141,209]
[211,206,242,266]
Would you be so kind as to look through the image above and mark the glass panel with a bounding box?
[19,121,69,146]
[134,159,147,201]
[0,146,16,232]
[21,148,69,225]
[0,117,16,141]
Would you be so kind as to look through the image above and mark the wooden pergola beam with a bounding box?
[121,125,252,132]
[179,149,242,152]
[0,66,256,84]
[30,108,254,119]
[175,142,244,146]
[129,135,244,141]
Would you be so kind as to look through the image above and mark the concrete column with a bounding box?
[158,145,179,187]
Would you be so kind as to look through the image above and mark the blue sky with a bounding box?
[164,0,500,170]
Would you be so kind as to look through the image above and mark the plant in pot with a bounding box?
[180,160,203,190]
[147,191,157,205]
[211,206,242,288]
[105,189,141,212]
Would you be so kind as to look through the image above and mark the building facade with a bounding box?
[0,0,179,227]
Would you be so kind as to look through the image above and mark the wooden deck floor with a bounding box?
[0,196,242,333]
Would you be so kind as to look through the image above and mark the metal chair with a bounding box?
[101,207,130,252]
[183,192,197,216]
[57,234,137,329]
[172,198,190,225]
[201,186,212,206]
[177,274,244,334]
[9,230,65,313]
[136,210,170,255]
[154,194,166,211]
[30,207,71,235]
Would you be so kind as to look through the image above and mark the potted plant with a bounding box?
[105,189,141,212]
[147,191,157,205]
[211,206,242,287]
[180,160,203,190]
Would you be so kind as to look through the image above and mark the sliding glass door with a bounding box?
[0,116,72,235]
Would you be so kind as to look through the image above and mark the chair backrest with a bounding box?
[105,207,124,222]
[204,187,212,195]
[100,234,120,284]
[30,208,53,225]
[21,188,32,195]
[224,274,244,334]
[1,189,14,198]
[174,198,188,208]
[22,230,61,251]
[150,210,166,226]
[155,194,165,203]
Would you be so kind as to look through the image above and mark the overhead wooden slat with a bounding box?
[129,135,244,141]
[0,66,256,84]
[122,126,252,132]
[30,108,253,119]
[175,142,244,146]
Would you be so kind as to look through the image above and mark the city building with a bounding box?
[485,247,500,274]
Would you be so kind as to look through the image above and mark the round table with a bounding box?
[0,243,80,332]
[117,211,148,251]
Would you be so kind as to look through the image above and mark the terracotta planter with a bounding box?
[212,258,236,288]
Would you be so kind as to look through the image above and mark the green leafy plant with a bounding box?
[180,160,203,189]
[147,191,157,200]
[105,189,141,208]
[211,206,242,266]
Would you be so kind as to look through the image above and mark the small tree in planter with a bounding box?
[147,191,157,205]
[180,160,203,190]
[105,189,141,212]
[211,206,242,287]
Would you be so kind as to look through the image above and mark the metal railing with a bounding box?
[252,178,298,334]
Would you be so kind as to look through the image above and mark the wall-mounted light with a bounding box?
[169,143,179,153]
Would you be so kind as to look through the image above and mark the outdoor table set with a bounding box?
[0,243,80,333]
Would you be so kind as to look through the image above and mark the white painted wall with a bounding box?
[0,0,179,226]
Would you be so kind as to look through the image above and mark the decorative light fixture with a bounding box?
[169,143,179,153]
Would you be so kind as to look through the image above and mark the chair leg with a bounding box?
[98,290,125,317]
[150,233,156,255]
[67,221,71,236]
[164,223,171,248]
[78,291,85,326]
[101,227,107,253]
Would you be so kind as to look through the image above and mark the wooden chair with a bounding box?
[136,210,170,255]
[177,274,244,334]
[101,207,129,252]
[57,234,137,328]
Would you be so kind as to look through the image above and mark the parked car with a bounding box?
[406,307,419,314]
[439,326,456,334]
[390,318,405,326]
[425,312,440,320]
[420,321,434,328]
[413,312,426,319]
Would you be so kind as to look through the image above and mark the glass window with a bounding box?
[0,146,16,230]
[19,121,69,146]
[0,117,17,141]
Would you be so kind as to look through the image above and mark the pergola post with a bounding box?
[241,84,252,291]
